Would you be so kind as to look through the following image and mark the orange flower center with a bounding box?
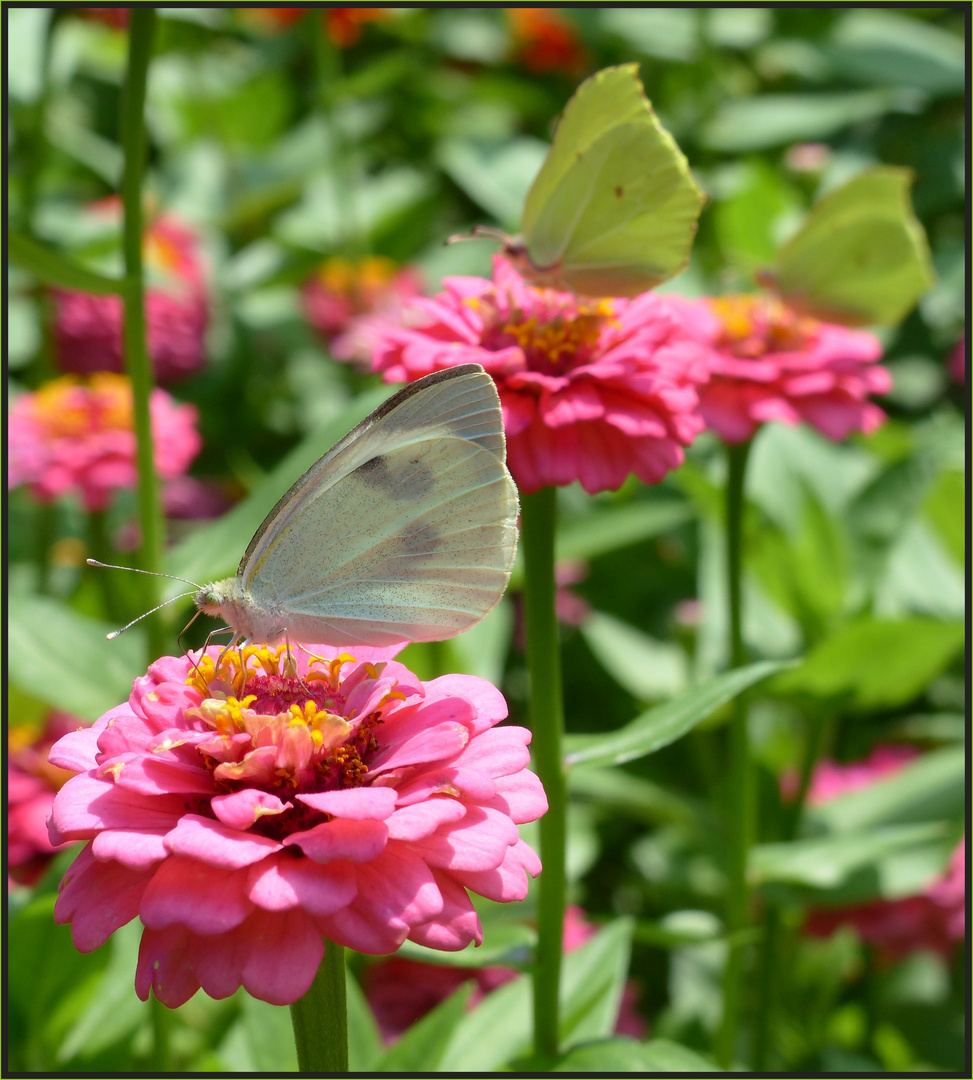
[317,255,398,309]
[479,296,614,375]
[184,645,403,812]
[710,294,818,358]
[29,374,134,438]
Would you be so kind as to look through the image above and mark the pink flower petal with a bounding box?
[247,855,357,915]
[164,813,282,868]
[296,786,398,820]
[287,818,389,863]
[387,798,467,841]
[140,855,255,933]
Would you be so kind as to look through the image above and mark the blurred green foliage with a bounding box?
[6,6,965,1072]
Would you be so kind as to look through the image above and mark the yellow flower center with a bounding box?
[710,294,817,358]
[29,374,133,437]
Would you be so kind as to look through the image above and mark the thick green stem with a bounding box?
[119,8,165,660]
[290,941,348,1072]
[148,994,171,1071]
[521,486,566,1061]
[716,439,753,1069]
[88,509,122,623]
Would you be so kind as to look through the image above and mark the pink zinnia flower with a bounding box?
[374,256,709,495]
[796,747,965,961]
[48,644,546,1007]
[53,214,208,383]
[365,906,645,1044]
[302,255,424,371]
[7,373,201,513]
[8,713,84,889]
[674,293,890,444]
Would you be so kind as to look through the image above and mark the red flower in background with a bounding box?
[79,8,130,30]
[947,333,965,384]
[508,8,588,76]
[52,211,209,383]
[796,747,966,961]
[8,713,85,888]
[302,256,424,371]
[675,294,890,444]
[326,7,388,47]
[8,373,202,513]
[244,7,387,45]
[365,906,645,1043]
[374,256,708,495]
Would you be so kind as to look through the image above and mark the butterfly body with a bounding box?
[195,365,519,649]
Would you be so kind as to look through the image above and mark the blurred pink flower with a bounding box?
[797,747,965,961]
[374,256,709,494]
[365,906,645,1043]
[8,713,84,888]
[48,644,546,1007]
[674,294,890,444]
[302,256,424,371]
[53,215,208,382]
[784,142,831,174]
[7,373,202,513]
[948,333,965,384]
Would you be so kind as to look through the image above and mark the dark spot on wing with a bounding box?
[355,455,389,485]
[614,185,624,198]
[394,460,435,499]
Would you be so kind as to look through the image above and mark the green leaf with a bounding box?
[9,230,124,295]
[582,612,689,701]
[346,968,384,1073]
[437,919,634,1071]
[437,137,548,231]
[555,1036,722,1072]
[8,594,145,721]
[807,746,965,833]
[770,617,964,710]
[922,469,966,566]
[166,385,389,589]
[375,983,473,1072]
[751,821,959,904]
[827,10,965,98]
[565,660,791,768]
[701,89,913,152]
[713,158,802,269]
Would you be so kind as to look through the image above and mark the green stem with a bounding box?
[119,7,164,661]
[18,7,56,232]
[290,941,348,1071]
[716,438,753,1070]
[521,486,566,1061]
[34,502,55,595]
[752,706,831,1069]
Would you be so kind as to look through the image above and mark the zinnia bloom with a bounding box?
[7,373,201,513]
[53,214,209,383]
[302,256,424,370]
[675,293,890,444]
[507,8,588,76]
[48,644,546,1007]
[8,713,84,888]
[797,747,966,960]
[365,905,644,1044]
[374,256,709,495]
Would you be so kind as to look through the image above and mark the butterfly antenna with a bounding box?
[105,591,198,640]
[87,558,202,590]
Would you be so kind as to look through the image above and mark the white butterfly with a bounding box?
[193,364,519,649]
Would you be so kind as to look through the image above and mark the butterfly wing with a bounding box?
[240,365,519,647]
[521,64,704,297]
[770,167,933,326]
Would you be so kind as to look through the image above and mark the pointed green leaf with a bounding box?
[9,230,123,295]
[375,983,473,1072]
[565,660,791,768]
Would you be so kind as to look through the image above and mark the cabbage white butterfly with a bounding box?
[453,63,704,298]
[96,365,519,649]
